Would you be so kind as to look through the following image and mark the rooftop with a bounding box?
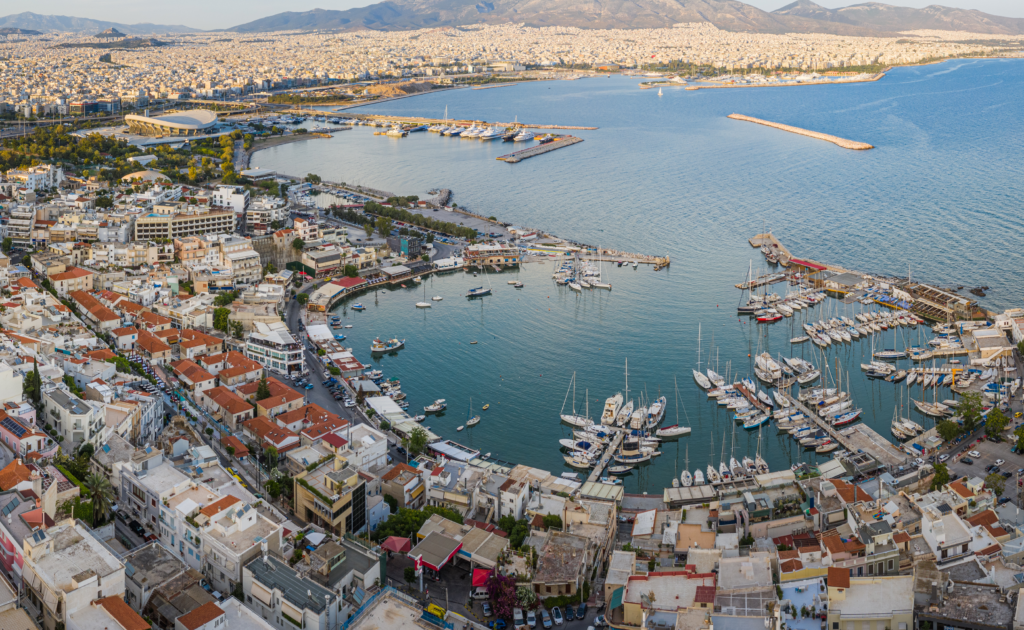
[534,531,589,584]
[831,576,915,618]
[246,555,337,614]
[29,520,123,593]
[123,541,189,590]
[345,590,423,630]
[920,581,1012,628]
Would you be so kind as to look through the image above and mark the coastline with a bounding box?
[242,134,329,169]
[682,71,886,90]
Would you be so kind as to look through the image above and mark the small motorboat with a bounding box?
[514,282,524,288]
[432,296,443,301]
[415,302,431,308]
[456,425,465,432]
[424,399,447,413]
[655,424,692,438]
[482,404,490,410]
[351,304,366,311]
[608,465,633,475]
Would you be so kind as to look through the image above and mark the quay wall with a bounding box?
[728,114,874,151]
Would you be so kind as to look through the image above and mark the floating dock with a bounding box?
[497,136,583,163]
[728,114,874,151]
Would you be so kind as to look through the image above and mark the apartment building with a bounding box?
[121,447,192,533]
[21,519,127,630]
[199,495,283,594]
[49,266,94,296]
[211,185,250,213]
[381,463,424,511]
[246,321,304,377]
[218,236,262,286]
[41,388,106,452]
[243,554,340,630]
[6,206,36,246]
[294,457,367,537]
[5,164,63,191]
[135,209,235,240]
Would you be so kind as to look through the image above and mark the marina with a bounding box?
[727,113,875,150]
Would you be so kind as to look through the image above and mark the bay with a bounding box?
[253,60,1024,490]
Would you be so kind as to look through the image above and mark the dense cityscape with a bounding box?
[0,5,1023,630]
[3,24,1023,116]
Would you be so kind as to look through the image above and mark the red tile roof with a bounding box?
[51,266,93,281]
[205,386,253,416]
[383,462,419,482]
[112,326,138,337]
[828,567,850,589]
[199,495,242,518]
[69,290,120,323]
[96,596,151,630]
[176,602,224,630]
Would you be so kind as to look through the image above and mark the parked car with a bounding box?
[577,603,587,619]
[540,610,552,629]
[116,511,128,523]
[482,602,493,617]
[996,459,1006,466]
[552,607,563,625]
[565,606,575,622]
[128,520,145,537]
[999,497,1013,505]
[962,457,974,465]
[969,450,981,457]
[1003,471,1013,478]
[526,610,537,628]
[939,454,949,462]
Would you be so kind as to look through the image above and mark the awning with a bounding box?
[789,258,826,271]
[610,586,624,610]
[472,568,492,587]
[381,536,412,553]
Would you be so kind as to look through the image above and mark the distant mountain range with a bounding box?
[0,12,200,35]
[226,0,1024,34]
[3,2,1024,36]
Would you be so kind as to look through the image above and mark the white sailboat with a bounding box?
[680,444,693,487]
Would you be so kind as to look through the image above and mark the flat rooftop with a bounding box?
[246,555,336,614]
[346,590,422,630]
[31,522,123,593]
[920,582,1012,627]
[831,576,915,618]
[123,542,188,588]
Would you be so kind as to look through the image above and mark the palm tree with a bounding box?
[83,473,116,528]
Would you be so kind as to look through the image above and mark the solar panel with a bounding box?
[0,417,26,439]
[1,497,19,517]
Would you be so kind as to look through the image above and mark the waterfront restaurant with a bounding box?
[464,243,520,268]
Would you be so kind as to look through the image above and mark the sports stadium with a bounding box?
[124,110,218,137]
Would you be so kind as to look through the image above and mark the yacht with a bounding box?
[478,127,503,140]
[462,125,483,138]
[466,286,491,298]
[600,393,624,425]
[514,129,535,142]
[424,399,447,413]
[370,337,405,353]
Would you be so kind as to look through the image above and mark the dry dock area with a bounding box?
[497,136,583,163]
[728,114,874,150]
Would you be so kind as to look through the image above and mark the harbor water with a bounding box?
[253,59,1024,491]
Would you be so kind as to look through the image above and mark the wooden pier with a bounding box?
[497,136,584,163]
[728,114,874,151]
[784,393,849,451]
[586,431,626,484]
[348,114,598,130]
[748,232,793,266]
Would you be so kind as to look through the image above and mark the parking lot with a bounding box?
[946,429,1024,502]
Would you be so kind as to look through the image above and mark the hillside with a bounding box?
[773,1,1024,35]
[0,11,200,34]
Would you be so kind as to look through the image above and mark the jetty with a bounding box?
[497,136,583,163]
[585,431,626,484]
[728,114,874,151]
[348,114,598,130]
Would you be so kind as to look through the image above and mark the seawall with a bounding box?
[727,114,874,151]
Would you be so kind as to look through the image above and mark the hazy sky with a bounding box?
[17,0,1024,30]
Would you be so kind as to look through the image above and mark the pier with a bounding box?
[728,114,874,151]
[348,114,598,130]
[748,232,793,265]
[585,431,626,484]
[497,136,584,163]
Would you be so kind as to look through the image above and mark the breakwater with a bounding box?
[727,114,874,151]
[497,136,583,163]
[349,114,598,130]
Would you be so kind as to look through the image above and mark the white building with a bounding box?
[41,388,106,452]
[211,185,251,213]
[243,554,341,630]
[22,519,126,630]
[5,164,63,191]
[246,321,304,377]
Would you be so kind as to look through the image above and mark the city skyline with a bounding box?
[3,0,1024,31]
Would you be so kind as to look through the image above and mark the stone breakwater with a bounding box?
[727,114,874,151]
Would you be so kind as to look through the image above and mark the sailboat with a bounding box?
[658,87,663,96]
[416,280,431,308]
[705,422,721,483]
[466,397,480,427]
[680,445,693,487]
[559,373,592,427]
[466,260,493,298]
[592,250,612,289]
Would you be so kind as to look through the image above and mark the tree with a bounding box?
[542,514,563,530]
[205,427,214,437]
[404,566,416,584]
[264,262,278,275]
[226,446,236,457]
[82,473,115,528]
[264,445,278,470]
[229,320,245,339]
[344,264,359,278]
[213,307,231,332]
[266,480,281,499]
[383,494,398,512]
[292,238,304,252]
[297,293,309,305]
[930,462,951,491]
[936,420,962,443]
[985,472,1006,497]
[375,216,393,239]
[486,573,519,618]
[957,392,983,434]
[94,196,113,208]
[305,173,322,184]
[1,237,11,253]
[363,223,373,237]
[78,443,95,459]
[23,360,41,407]
[1015,426,1024,453]
[256,376,271,401]
[425,233,434,244]
[404,427,429,457]
[986,407,1010,437]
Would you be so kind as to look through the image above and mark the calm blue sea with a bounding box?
[253,60,1024,490]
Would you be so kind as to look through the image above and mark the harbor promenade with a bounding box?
[728,114,874,150]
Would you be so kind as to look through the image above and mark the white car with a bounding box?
[996,459,1006,466]
[969,451,981,458]
[939,454,950,462]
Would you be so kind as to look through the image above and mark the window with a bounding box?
[833,624,839,629]
[887,559,894,571]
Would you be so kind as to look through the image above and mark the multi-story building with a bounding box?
[49,266,94,297]
[134,209,235,240]
[191,493,283,595]
[825,571,914,630]
[463,242,520,267]
[5,164,63,191]
[386,235,422,259]
[246,321,304,377]
[381,463,425,511]
[41,388,105,452]
[21,519,127,630]
[6,206,36,246]
[242,554,341,630]
[218,236,262,286]
[245,197,288,235]
[294,456,367,537]
[292,217,318,242]
[120,447,192,533]
[123,387,166,446]
[211,185,250,213]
